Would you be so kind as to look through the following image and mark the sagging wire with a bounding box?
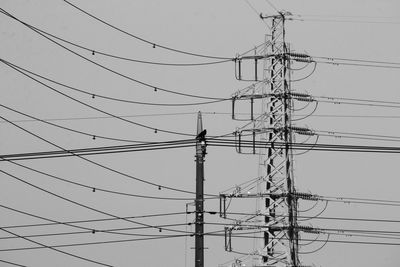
[292,101,319,122]
[290,61,317,82]
[299,234,330,254]
[292,135,320,156]
[219,176,263,195]
[298,201,329,222]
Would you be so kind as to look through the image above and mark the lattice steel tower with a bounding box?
[258,13,298,266]
[225,12,301,266]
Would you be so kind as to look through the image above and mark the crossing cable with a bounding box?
[0,58,227,107]
[0,229,226,252]
[0,218,231,242]
[0,8,225,101]
[291,17,400,25]
[242,0,272,30]
[207,210,400,224]
[0,168,204,236]
[312,58,400,69]
[0,204,191,231]
[1,19,232,67]
[0,226,113,267]
[312,56,400,67]
[0,114,210,196]
[0,140,196,161]
[0,103,148,143]
[0,259,27,267]
[207,138,400,154]
[313,94,400,106]
[215,233,400,246]
[1,58,236,139]
[264,0,279,13]
[0,104,232,145]
[9,137,400,162]
[7,111,400,123]
[5,160,204,201]
[6,207,400,232]
[316,129,400,143]
[0,58,195,137]
[62,1,232,60]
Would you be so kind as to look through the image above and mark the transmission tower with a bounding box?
[220,12,314,266]
[258,13,299,266]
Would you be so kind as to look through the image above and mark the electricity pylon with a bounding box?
[258,13,299,266]
[223,12,301,266]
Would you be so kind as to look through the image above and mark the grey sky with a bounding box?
[1,0,400,266]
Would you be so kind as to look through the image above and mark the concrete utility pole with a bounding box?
[195,111,206,267]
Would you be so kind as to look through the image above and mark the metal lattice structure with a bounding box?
[224,13,300,267]
[258,14,298,266]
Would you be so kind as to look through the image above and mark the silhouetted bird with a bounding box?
[196,129,207,140]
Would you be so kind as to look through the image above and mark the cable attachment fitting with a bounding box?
[288,126,315,136]
[289,92,315,102]
[292,192,319,201]
[288,52,314,63]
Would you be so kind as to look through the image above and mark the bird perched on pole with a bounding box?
[196,129,207,141]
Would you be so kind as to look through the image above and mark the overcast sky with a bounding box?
[1,0,400,266]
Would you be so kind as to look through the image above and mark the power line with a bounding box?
[292,17,400,25]
[264,0,279,13]
[0,58,196,137]
[208,138,400,154]
[0,168,197,235]
[4,112,400,124]
[0,259,28,267]
[62,0,232,60]
[8,17,233,66]
[313,58,400,69]
[12,137,400,162]
[7,160,203,201]
[0,103,148,144]
[0,227,113,267]
[0,58,228,106]
[0,114,207,195]
[242,0,271,30]
[312,56,400,67]
[0,8,226,101]
[220,233,400,246]
[0,140,196,161]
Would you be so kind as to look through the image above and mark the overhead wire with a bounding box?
[0,8,226,101]
[312,55,400,67]
[0,58,195,137]
[0,114,208,195]
[1,57,236,139]
[298,234,330,254]
[0,229,226,252]
[0,259,28,267]
[0,58,228,106]
[242,0,272,30]
[5,18,233,66]
[0,103,148,144]
[62,0,232,60]
[0,226,113,267]
[5,160,203,201]
[264,0,279,13]
[1,206,191,231]
[208,138,400,154]
[0,168,201,236]
[291,17,400,25]
[0,140,196,161]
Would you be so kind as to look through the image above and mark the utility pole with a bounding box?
[195,111,206,267]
